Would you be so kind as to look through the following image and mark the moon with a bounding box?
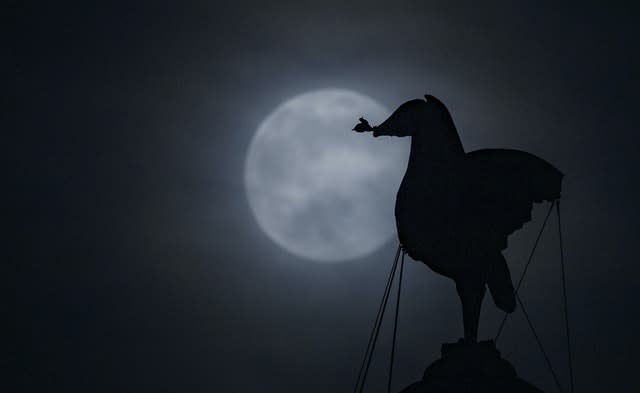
[245,89,409,262]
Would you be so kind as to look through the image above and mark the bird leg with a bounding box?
[456,276,487,343]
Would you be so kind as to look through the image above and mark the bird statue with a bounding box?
[352,95,563,343]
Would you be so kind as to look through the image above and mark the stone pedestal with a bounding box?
[399,340,544,393]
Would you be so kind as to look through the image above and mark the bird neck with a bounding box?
[407,122,465,170]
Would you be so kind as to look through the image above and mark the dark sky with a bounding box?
[9,2,639,392]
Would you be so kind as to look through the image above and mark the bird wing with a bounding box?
[461,148,563,249]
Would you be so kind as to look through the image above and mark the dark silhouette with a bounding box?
[353,95,562,344]
[352,95,563,392]
[399,340,545,393]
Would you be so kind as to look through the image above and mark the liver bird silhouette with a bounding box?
[353,95,563,343]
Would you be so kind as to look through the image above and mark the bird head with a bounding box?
[352,95,457,139]
[353,95,465,159]
[352,97,437,138]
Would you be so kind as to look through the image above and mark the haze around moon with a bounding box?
[245,89,409,262]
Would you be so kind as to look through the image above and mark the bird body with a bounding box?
[397,148,562,278]
[353,95,563,342]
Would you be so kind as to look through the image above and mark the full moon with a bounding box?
[245,89,409,262]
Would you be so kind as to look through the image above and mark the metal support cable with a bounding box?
[557,201,575,393]
[516,293,564,393]
[495,201,555,341]
[387,250,405,393]
[354,245,401,393]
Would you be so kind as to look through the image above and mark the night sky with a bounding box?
[9,2,639,392]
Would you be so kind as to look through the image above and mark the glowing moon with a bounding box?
[245,89,408,262]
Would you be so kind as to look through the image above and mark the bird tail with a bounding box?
[487,254,516,313]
